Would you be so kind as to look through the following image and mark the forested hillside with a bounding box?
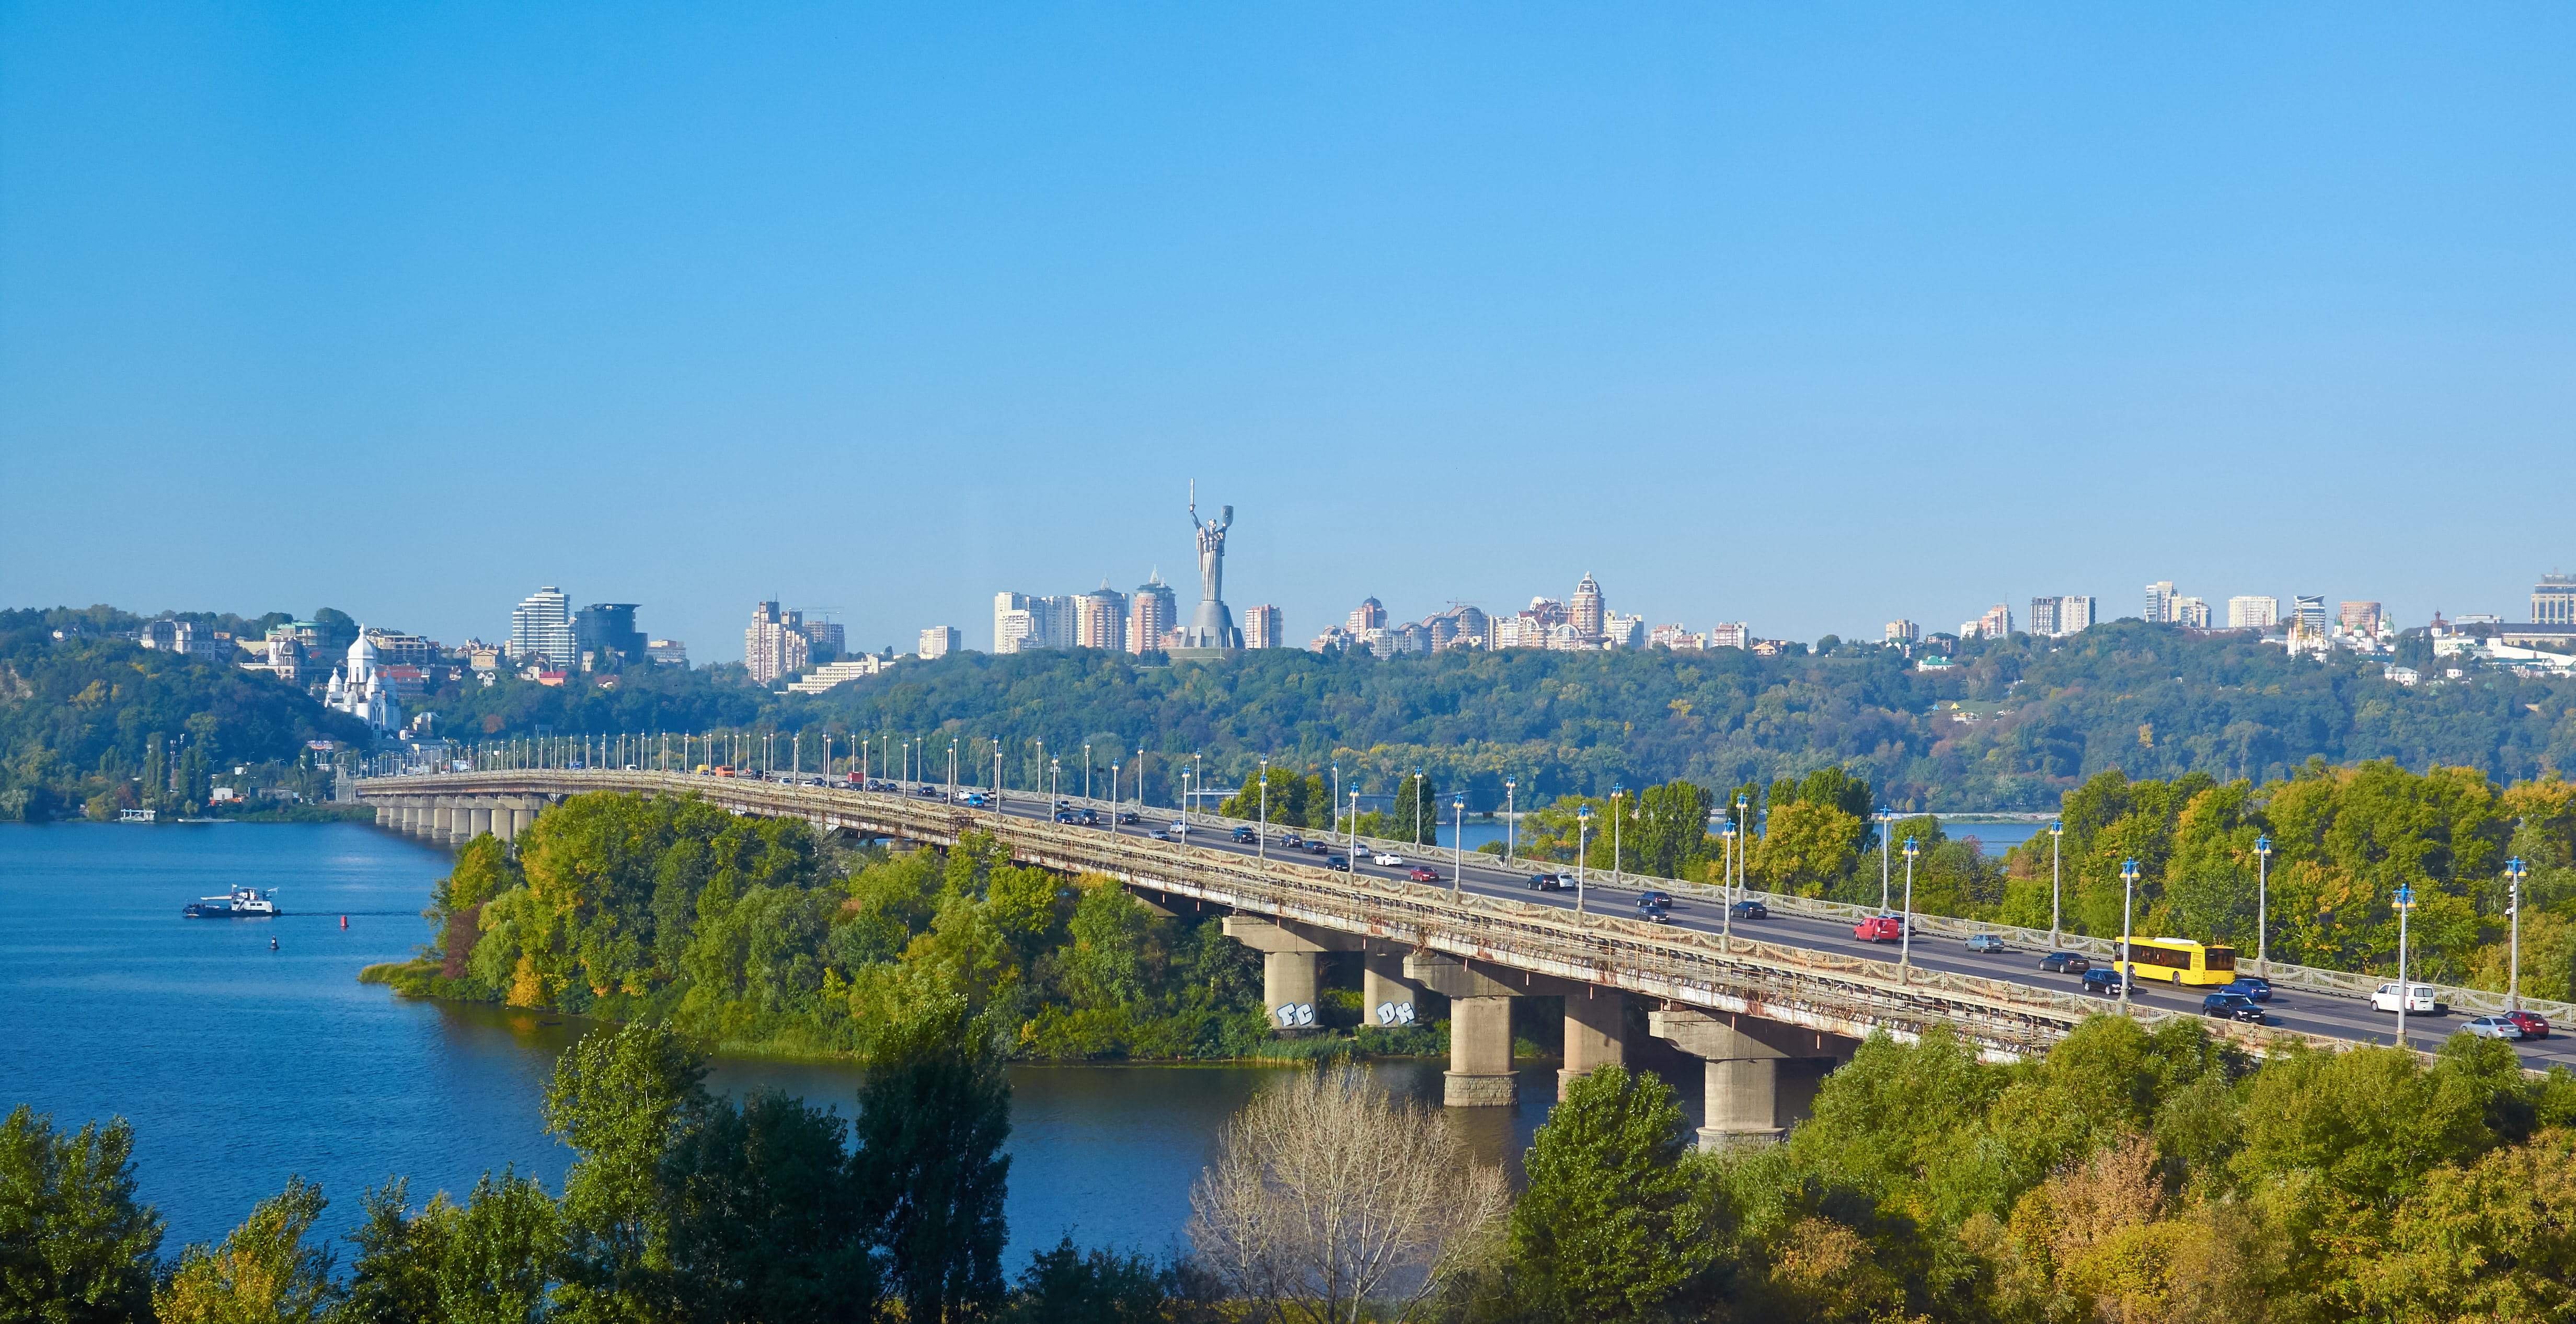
[776,622,2576,811]
[0,614,371,821]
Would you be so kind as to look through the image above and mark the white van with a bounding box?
[2372,983,2447,1014]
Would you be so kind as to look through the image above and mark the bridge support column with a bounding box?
[1221,917,1331,1029]
[1651,1008,1854,1150]
[467,803,493,841]
[1362,953,1420,1028]
[1559,987,1627,1100]
[374,805,392,828]
[509,802,536,840]
[401,802,422,837]
[1405,953,1524,1107]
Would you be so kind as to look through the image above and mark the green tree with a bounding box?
[1631,780,1715,881]
[1506,1065,1719,1321]
[0,1107,163,1324]
[664,1092,875,1324]
[156,1176,336,1324]
[544,1021,712,1321]
[855,996,1011,1324]
[1004,1237,1174,1323]
[1386,773,1442,847]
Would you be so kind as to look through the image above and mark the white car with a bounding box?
[1167,821,1190,835]
[1373,851,1404,866]
[2371,983,2447,1015]
[2463,1015,2526,1040]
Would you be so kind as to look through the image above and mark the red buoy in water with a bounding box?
[340,915,349,929]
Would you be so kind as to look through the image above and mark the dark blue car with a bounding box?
[2217,976,2273,1003]
[2082,967,2136,997]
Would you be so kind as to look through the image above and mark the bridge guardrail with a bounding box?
[1150,797,2576,1028]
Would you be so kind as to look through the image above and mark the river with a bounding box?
[0,822,1577,1261]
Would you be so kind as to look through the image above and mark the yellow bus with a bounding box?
[2115,937,2238,986]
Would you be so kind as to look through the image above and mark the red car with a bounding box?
[1854,915,1907,943]
[2506,1010,2552,1039]
[1407,866,1440,883]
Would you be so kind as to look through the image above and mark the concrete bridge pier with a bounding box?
[466,802,493,841]
[1651,1008,1853,1150]
[506,799,538,841]
[1559,986,1627,1100]
[401,801,423,837]
[1405,953,1524,1107]
[1221,917,1332,1028]
[1362,951,1421,1028]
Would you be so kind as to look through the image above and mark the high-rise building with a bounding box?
[1979,604,2013,639]
[2144,582,2177,624]
[2535,573,2576,625]
[1708,622,1750,650]
[574,604,645,670]
[1347,597,1387,633]
[1130,575,1177,654]
[646,639,689,668]
[2293,595,2329,634]
[1451,605,1489,647]
[798,619,844,664]
[2339,602,2384,636]
[1603,613,1645,649]
[993,593,1035,654]
[1077,588,1128,651]
[2059,596,2097,634]
[1885,619,1922,644]
[2227,596,2279,629]
[2173,597,2211,629]
[2027,599,2059,637]
[1571,574,1606,639]
[745,601,811,684]
[509,587,576,669]
[918,626,959,659]
[1244,604,1282,650]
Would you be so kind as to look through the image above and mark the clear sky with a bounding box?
[5,4,2571,659]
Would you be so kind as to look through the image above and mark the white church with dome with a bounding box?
[322,630,402,736]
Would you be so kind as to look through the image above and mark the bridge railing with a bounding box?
[1137,795,2576,1027]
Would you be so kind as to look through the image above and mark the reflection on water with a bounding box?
[0,823,1605,1263]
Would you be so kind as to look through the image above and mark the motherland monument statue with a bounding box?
[1175,481,1241,656]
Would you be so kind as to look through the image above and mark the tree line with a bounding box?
[21,1012,2576,1322]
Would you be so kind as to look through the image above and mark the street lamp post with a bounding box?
[2509,857,2528,1011]
[2255,834,2273,974]
[1193,752,1203,825]
[1720,824,1736,904]
[1504,778,1517,864]
[1258,757,1269,862]
[1451,795,1465,902]
[1349,790,1361,862]
[2396,883,2416,1048]
[2120,858,2141,1015]
[1880,808,1892,912]
[2050,818,2064,950]
[1576,805,1593,915]
[1109,763,1121,834]
[1412,769,1424,850]
[1084,744,1092,804]
[1736,794,1752,899]
[1610,784,1625,889]
[1901,837,1919,973]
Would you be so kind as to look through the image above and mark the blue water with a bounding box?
[0,822,1561,1260]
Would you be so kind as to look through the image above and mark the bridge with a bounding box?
[356,769,2532,1146]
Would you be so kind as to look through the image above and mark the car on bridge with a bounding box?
[1964,934,2008,954]
[1303,839,1330,855]
[2371,983,2447,1015]
[2037,952,2091,974]
[2507,1011,2552,1039]
[1282,834,1305,849]
[1636,900,1672,924]
[1407,866,1440,882]
[1728,899,1767,920]
[1372,851,1404,866]
[1528,873,1566,891]
[1326,855,1351,872]
[2463,1015,2526,1040]
[2082,968,2137,997]
[2201,993,2267,1023]
[1167,822,1190,836]
[2216,976,2273,1002]
[1233,826,1258,843]
[1637,890,1676,908]
[1854,915,1908,942]
[1116,811,1141,824]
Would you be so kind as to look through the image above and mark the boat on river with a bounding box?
[183,885,281,918]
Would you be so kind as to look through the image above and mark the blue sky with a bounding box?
[5,4,2571,659]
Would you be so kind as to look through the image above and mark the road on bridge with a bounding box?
[856,776,2576,1073]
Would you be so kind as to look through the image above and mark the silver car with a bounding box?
[2464,1015,2526,1040]
[1965,934,2007,954]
